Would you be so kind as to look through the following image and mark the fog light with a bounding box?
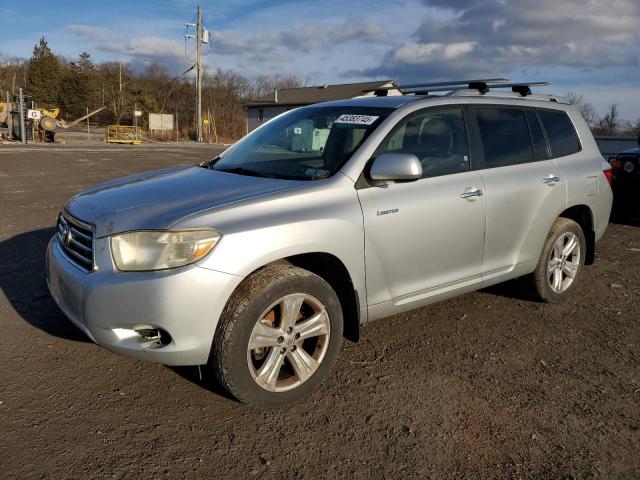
[112,326,172,349]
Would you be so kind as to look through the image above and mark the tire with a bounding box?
[526,217,586,303]
[39,115,57,132]
[210,264,343,408]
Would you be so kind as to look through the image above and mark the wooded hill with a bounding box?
[0,37,306,142]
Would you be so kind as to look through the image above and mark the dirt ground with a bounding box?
[1,143,639,479]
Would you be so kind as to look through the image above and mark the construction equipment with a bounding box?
[34,106,106,142]
[37,106,106,132]
[106,125,142,144]
[0,101,8,125]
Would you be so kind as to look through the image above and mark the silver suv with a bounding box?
[46,79,613,407]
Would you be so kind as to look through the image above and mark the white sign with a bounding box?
[134,110,142,117]
[27,109,41,120]
[334,114,379,125]
[149,113,174,131]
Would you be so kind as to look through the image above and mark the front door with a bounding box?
[357,107,486,310]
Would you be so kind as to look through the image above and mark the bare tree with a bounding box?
[250,74,312,99]
[566,92,598,128]
[598,104,620,136]
[626,118,640,137]
[98,62,132,125]
[0,54,26,94]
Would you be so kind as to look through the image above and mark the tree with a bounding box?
[598,104,620,136]
[98,62,132,125]
[57,53,100,119]
[566,92,598,128]
[25,36,62,106]
[0,54,26,94]
[627,118,640,137]
[78,52,93,72]
[251,74,310,99]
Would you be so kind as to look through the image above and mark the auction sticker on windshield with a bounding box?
[334,114,379,125]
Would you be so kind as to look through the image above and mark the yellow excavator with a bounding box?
[0,102,106,141]
[36,106,106,141]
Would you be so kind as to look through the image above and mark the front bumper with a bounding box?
[45,237,243,366]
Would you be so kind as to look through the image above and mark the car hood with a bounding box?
[620,147,640,156]
[65,166,305,237]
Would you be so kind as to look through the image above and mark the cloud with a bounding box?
[66,16,389,73]
[66,24,189,71]
[393,42,477,64]
[206,17,390,62]
[66,25,122,52]
[358,0,640,80]
[279,18,390,52]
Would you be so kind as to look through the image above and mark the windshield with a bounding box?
[208,106,392,180]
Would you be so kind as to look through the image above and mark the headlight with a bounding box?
[110,229,222,271]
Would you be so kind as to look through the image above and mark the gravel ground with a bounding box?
[1,143,639,479]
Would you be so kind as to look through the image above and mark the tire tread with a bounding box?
[211,264,332,406]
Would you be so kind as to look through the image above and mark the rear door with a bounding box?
[471,106,567,284]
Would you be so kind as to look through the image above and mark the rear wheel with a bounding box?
[210,264,343,408]
[526,218,586,303]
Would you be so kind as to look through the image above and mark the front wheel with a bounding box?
[210,264,343,408]
[526,217,586,303]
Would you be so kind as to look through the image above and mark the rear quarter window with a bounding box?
[538,109,581,157]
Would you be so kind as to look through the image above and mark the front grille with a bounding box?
[57,212,95,272]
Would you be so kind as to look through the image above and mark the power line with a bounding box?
[158,65,195,114]
[142,64,195,98]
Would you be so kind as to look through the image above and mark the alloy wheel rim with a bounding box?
[247,293,330,392]
[547,232,580,293]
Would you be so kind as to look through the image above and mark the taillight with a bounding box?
[611,158,623,170]
[601,158,613,185]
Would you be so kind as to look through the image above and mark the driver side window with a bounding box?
[378,108,470,178]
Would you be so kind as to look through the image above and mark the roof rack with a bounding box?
[364,78,551,98]
[363,78,508,96]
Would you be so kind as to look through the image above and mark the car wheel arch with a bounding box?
[220,252,361,343]
[558,204,595,265]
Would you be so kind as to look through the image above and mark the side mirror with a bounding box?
[369,153,422,181]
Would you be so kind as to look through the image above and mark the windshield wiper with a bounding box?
[215,166,272,178]
[199,156,220,169]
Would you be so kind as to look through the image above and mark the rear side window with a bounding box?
[475,108,533,167]
[525,110,550,161]
[538,110,581,157]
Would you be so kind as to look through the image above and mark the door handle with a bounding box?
[460,187,484,200]
[542,175,560,185]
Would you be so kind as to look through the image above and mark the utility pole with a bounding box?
[18,87,25,144]
[185,5,206,142]
[118,63,122,125]
[6,91,13,140]
[175,103,179,142]
[86,106,90,140]
[196,5,203,142]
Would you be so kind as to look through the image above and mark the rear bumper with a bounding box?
[46,237,243,366]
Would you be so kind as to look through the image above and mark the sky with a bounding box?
[1,0,639,120]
